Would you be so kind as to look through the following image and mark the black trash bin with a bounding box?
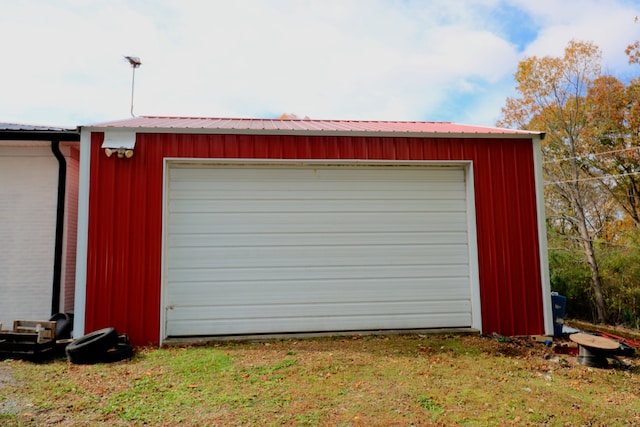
[551,292,567,338]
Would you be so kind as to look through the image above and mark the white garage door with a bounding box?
[164,163,474,337]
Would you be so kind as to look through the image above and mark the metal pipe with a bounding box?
[130,66,136,117]
[50,140,66,315]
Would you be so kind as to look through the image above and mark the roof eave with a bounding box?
[81,126,541,140]
[0,129,80,141]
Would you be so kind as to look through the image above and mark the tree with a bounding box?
[625,16,639,65]
[584,76,640,229]
[277,113,311,120]
[498,40,608,323]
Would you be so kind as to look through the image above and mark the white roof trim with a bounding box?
[87,126,539,140]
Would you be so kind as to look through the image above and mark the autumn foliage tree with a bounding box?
[499,38,640,326]
[498,40,608,323]
[625,16,639,65]
[584,76,640,229]
[278,113,311,120]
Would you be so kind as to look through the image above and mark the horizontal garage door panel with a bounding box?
[171,198,467,213]
[170,231,469,247]
[169,264,468,282]
[169,212,468,234]
[165,164,473,337]
[169,245,469,268]
[170,311,471,337]
[168,277,470,305]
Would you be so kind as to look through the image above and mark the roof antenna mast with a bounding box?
[124,56,142,117]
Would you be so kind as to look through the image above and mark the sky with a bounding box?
[1,0,639,128]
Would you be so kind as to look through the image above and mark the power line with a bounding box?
[542,145,640,164]
[545,170,640,185]
[548,233,640,250]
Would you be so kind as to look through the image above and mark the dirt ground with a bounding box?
[1,331,638,426]
[0,365,21,417]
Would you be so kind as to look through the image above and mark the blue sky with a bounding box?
[1,0,639,128]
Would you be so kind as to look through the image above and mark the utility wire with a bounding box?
[548,233,640,250]
[545,170,640,185]
[542,145,640,164]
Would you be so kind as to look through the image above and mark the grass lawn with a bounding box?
[1,333,638,426]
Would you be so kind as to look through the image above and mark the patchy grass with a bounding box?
[1,334,639,426]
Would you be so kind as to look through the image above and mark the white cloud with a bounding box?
[0,0,637,127]
[514,0,639,69]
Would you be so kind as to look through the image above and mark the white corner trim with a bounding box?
[465,162,483,332]
[532,136,554,335]
[159,158,170,346]
[72,130,92,338]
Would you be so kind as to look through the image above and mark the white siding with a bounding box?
[0,144,57,327]
[164,164,473,337]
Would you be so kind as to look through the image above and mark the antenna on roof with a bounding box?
[124,56,142,117]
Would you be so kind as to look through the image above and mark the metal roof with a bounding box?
[0,122,79,141]
[87,116,542,138]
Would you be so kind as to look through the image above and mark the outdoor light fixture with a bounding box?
[102,130,136,159]
[104,147,134,158]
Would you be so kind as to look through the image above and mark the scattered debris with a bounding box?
[0,319,134,364]
[562,324,581,334]
[597,331,640,355]
[0,320,57,361]
[553,342,578,355]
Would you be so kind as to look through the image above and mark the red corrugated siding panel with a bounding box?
[468,139,543,336]
[86,133,164,344]
[85,133,545,345]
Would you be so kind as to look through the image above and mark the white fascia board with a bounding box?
[87,126,541,141]
[72,130,92,338]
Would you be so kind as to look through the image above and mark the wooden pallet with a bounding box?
[0,320,56,360]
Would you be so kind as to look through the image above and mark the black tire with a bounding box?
[49,313,73,340]
[101,343,135,363]
[66,327,119,364]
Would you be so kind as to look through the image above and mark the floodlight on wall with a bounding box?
[102,130,136,159]
[104,147,134,158]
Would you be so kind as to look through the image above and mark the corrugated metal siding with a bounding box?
[0,123,76,132]
[85,133,544,345]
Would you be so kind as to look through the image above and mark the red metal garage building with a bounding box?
[74,117,552,346]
